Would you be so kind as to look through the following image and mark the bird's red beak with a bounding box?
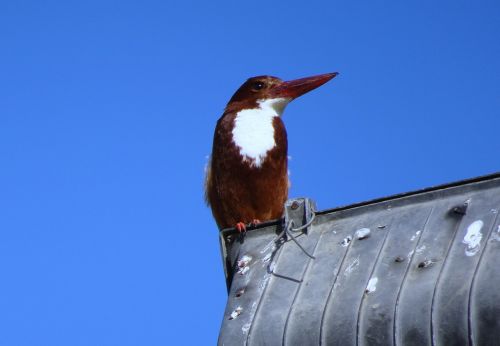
[271,72,338,99]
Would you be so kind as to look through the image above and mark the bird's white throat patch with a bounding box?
[232,98,290,167]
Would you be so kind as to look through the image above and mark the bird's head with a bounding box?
[226,72,338,116]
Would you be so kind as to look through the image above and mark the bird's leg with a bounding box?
[235,222,247,233]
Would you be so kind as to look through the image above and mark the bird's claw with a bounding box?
[250,219,261,227]
[235,222,247,233]
[235,219,261,233]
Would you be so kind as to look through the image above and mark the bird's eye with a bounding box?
[252,82,265,91]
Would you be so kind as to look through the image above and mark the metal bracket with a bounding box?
[266,198,318,281]
[283,197,317,234]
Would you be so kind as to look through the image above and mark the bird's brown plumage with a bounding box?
[205,106,288,229]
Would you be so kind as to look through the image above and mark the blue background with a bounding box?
[1,1,499,345]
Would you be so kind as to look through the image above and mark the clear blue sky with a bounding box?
[1,1,499,345]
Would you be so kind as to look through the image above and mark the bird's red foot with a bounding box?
[235,222,247,233]
[250,219,261,227]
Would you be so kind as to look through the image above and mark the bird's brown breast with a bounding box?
[206,113,288,229]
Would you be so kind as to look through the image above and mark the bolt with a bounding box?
[452,201,469,216]
[291,201,300,210]
[418,259,434,268]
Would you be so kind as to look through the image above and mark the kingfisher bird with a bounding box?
[205,72,338,232]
